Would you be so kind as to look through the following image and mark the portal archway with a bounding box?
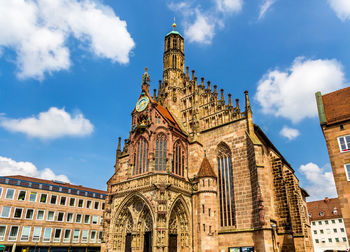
[168,198,190,251]
[113,195,154,252]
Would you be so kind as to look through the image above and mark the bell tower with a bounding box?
[162,19,185,84]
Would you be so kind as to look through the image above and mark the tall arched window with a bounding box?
[172,55,177,69]
[172,141,184,176]
[167,38,170,50]
[155,134,167,171]
[173,38,177,49]
[217,143,235,227]
[133,137,149,175]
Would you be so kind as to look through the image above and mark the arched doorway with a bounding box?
[168,199,190,251]
[113,195,154,252]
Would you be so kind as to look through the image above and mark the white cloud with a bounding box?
[299,162,337,201]
[328,0,350,21]
[215,0,243,14]
[169,0,243,44]
[258,0,275,20]
[0,0,135,80]
[255,57,346,123]
[185,11,215,44]
[0,107,93,140]
[279,126,299,140]
[0,156,70,183]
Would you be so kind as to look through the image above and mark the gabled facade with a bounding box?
[103,23,313,252]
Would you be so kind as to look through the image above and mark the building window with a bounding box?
[325,220,328,224]
[37,210,45,220]
[1,206,11,218]
[13,208,23,219]
[8,226,19,241]
[133,137,149,175]
[0,226,6,241]
[202,205,205,214]
[336,238,340,242]
[94,201,99,210]
[339,219,343,223]
[102,203,105,210]
[312,221,316,225]
[73,229,81,243]
[320,211,324,216]
[40,193,47,203]
[333,228,337,233]
[69,198,76,207]
[25,209,34,219]
[20,226,31,241]
[78,199,84,208]
[338,135,350,152]
[313,230,317,234]
[76,214,82,223]
[328,238,332,243]
[98,231,102,243]
[29,192,37,202]
[343,237,347,242]
[57,212,64,222]
[67,213,74,223]
[332,219,336,224]
[5,189,15,200]
[90,230,97,243]
[86,200,92,209]
[0,187,2,198]
[82,230,89,243]
[17,190,26,201]
[318,221,322,225]
[217,142,235,227]
[203,224,205,232]
[173,38,178,49]
[50,195,57,204]
[333,208,338,214]
[92,215,98,225]
[84,215,90,224]
[54,229,62,242]
[47,211,55,221]
[43,227,52,242]
[172,141,185,176]
[32,227,42,242]
[344,164,350,181]
[155,134,167,172]
[315,239,319,244]
[341,228,345,232]
[64,229,72,243]
[209,208,211,216]
[60,196,67,205]
[320,229,324,234]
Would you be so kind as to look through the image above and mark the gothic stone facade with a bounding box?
[102,26,313,252]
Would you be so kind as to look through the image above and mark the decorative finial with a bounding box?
[173,17,176,31]
[145,66,148,72]
[204,149,206,157]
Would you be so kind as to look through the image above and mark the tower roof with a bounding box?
[198,157,217,178]
[166,30,183,37]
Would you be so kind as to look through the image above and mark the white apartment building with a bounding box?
[308,197,349,252]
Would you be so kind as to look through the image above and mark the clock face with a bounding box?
[135,96,149,112]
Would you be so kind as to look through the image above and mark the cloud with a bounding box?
[184,11,215,44]
[169,0,243,44]
[0,107,94,140]
[255,57,346,123]
[258,0,275,20]
[0,156,70,183]
[0,0,135,80]
[299,162,337,201]
[279,126,299,140]
[327,0,350,21]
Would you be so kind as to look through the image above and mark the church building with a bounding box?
[102,22,313,252]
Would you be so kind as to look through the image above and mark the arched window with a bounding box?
[167,38,170,50]
[133,137,149,175]
[217,143,235,227]
[155,134,167,171]
[173,38,177,49]
[172,55,177,69]
[172,141,185,176]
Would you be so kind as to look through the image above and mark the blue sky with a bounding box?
[0,0,349,201]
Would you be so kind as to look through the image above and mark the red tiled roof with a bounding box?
[198,157,217,178]
[4,175,106,194]
[155,103,182,132]
[307,197,342,221]
[322,86,350,125]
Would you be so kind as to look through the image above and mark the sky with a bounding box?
[0,0,349,201]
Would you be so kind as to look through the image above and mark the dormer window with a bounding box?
[320,211,324,216]
[333,208,338,214]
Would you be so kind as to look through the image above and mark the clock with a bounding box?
[135,96,149,112]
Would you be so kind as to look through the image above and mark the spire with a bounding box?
[245,90,254,134]
[228,93,233,107]
[141,67,150,93]
[173,17,176,31]
[115,137,122,171]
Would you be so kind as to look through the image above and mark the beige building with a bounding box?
[316,86,350,243]
[307,197,349,252]
[103,23,313,252]
[0,175,106,252]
